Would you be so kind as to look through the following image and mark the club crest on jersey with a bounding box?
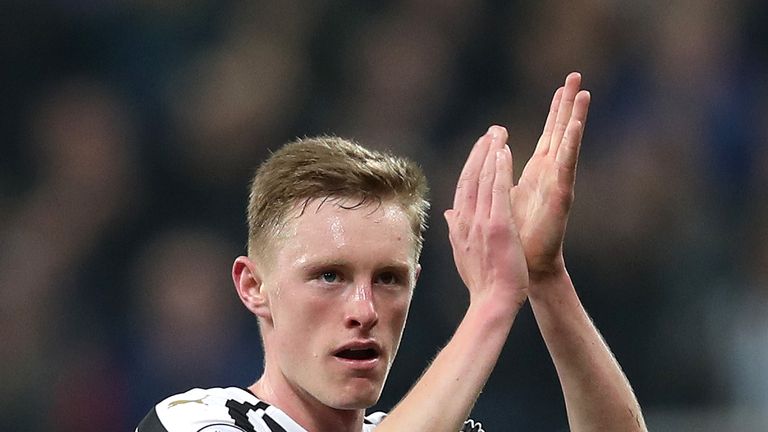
[197,424,247,432]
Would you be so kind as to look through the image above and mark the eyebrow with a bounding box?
[299,259,413,274]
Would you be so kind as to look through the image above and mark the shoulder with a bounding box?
[136,387,306,432]
[363,412,485,431]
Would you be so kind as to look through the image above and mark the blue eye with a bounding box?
[321,271,338,283]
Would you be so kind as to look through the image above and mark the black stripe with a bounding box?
[262,414,288,432]
[136,407,170,432]
[226,398,289,432]
[226,400,257,432]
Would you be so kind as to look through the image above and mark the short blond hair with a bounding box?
[247,136,429,259]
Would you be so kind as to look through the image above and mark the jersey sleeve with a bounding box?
[136,387,312,432]
[136,388,268,432]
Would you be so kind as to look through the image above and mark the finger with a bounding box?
[443,209,455,238]
[555,90,590,171]
[476,126,508,218]
[487,125,509,146]
[504,144,514,185]
[443,210,465,258]
[487,125,509,162]
[491,147,513,221]
[555,120,586,191]
[555,120,582,190]
[534,86,563,156]
[453,131,493,212]
[570,89,590,127]
[476,138,500,219]
[549,72,582,155]
[444,209,454,226]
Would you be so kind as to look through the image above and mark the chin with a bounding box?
[331,397,378,411]
[327,386,382,410]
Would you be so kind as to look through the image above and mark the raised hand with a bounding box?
[444,128,529,309]
[430,74,646,432]
[380,129,531,432]
[509,72,590,276]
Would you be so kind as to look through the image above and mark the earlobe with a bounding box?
[232,256,271,319]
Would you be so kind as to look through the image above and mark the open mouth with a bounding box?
[334,347,380,361]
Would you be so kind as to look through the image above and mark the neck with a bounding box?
[250,372,366,432]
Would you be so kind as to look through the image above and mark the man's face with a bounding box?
[260,198,419,410]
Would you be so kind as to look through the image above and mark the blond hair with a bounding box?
[247,136,429,259]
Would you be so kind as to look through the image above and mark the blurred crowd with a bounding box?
[1,1,767,430]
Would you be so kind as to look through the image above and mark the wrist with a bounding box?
[468,288,526,328]
[528,264,573,302]
[528,252,567,283]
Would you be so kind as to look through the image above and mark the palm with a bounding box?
[510,73,590,274]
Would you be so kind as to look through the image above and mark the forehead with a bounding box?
[272,198,417,265]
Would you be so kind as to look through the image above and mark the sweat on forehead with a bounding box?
[245,136,430,259]
[273,196,417,246]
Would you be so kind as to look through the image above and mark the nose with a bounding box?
[344,283,379,331]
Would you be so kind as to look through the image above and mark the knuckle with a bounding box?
[457,218,470,234]
[551,190,574,211]
[485,221,509,239]
[459,171,476,183]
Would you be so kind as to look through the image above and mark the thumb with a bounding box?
[444,209,456,241]
[443,209,455,226]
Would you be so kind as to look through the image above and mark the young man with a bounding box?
[137,73,647,432]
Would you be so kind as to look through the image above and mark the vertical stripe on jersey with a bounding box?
[226,398,287,432]
[262,415,288,432]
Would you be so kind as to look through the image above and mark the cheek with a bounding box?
[273,297,333,363]
[274,290,338,336]
[381,293,412,332]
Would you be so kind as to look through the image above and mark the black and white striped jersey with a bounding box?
[136,387,484,432]
[135,387,382,432]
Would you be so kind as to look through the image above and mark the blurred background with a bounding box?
[1,1,767,430]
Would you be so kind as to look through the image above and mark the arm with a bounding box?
[510,72,646,431]
[530,270,645,430]
[380,72,646,431]
[378,125,529,431]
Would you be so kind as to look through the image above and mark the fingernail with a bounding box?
[487,125,498,139]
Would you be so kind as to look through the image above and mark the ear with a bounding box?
[413,263,422,286]
[232,256,271,320]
